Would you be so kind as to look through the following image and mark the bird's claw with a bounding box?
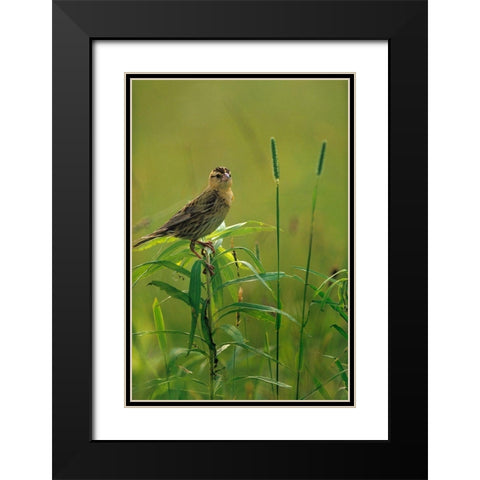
[197,240,215,255]
[206,241,215,255]
[203,262,215,276]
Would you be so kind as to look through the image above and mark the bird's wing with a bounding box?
[161,210,192,229]
[161,191,217,229]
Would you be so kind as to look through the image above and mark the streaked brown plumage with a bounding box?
[134,166,233,273]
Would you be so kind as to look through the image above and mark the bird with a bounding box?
[134,166,233,275]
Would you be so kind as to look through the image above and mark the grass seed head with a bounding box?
[270,137,280,181]
[317,141,327,176]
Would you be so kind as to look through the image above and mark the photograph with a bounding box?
[128,75,353,403]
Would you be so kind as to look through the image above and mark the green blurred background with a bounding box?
[131,79,349,400]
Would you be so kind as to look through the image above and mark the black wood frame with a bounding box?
[53,1,427,478]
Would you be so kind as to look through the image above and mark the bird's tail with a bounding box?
[133,228,168,248]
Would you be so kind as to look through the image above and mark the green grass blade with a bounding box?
[334,359,349,389]
[224,260,272,292]
[152,298,167,352]
[264,332,275,397]
[134,260,191,278]
[214,271,288,293]
[188,261,203,315]
[218,325,287,367]
[149,280,191,306]
[294,266,346,279]
[152,298,169,396]
[133,235,178,251]
[215,302,298,326]
[132,260,191,287]
[311,271,348,298]
[143,376,208,389]
[317,278,348,310]
[133,329,207,345]
[228,376,292,389]
[216,344,231,356]
[210,259,225,307]
[219,323,245,343]
[330,324,348,339]
[311,297,348,322]
[157,239,191,260]
[212,252,237,302]
[215,246,266,273]
[301,368,348,400]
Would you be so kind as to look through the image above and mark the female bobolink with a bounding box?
[134,166,233,274]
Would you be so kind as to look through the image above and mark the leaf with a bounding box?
[132,263,154,286]
[218,325,287,367]
[166,348,209,375]
[312,272,348,300]
[211,252,238,303]
[229,376,292,389]
[149,280,191,306]
[301,368,332,400]
[301,366,348,400]
[216,271,288,291]
[133,235,178,251]
[157,239,191,260]
[216,246,266,274]
[132,260,191,286]
[338,279,348,307]
[207,221,275,241]
[152,298,167,352]
[334,359,349,389]
[215,302,298,326]
[264,332,275,395]
[311,297,348,322]
[216,344,231,356]
[188,260,203,316]
[133,329,207,345]
[210,256,225,307]
[324,278,348,308]
[218,324,245,344]
[289,274,322,294]
[293,266,331,278]
[135,260,191,277]
[187,260,203,352]
[144,375,208,389]
[330,324,348,339]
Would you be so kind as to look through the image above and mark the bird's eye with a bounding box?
[216,174,221,178]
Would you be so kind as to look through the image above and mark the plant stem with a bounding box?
[232,246,241,398]
[232,345,237,399]
[295,142,326,400]
[270,137,281,400]
[275,180,281,399]
[296,175,319,399]
[264,331,275,398]
[204,250,217,400]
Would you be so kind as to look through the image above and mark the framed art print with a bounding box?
[126,73,354,406]
[53,1,427,478]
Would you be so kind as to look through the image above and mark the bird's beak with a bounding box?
[222,172,231,181]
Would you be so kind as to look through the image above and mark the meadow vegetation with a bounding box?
[131,79,349,401]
